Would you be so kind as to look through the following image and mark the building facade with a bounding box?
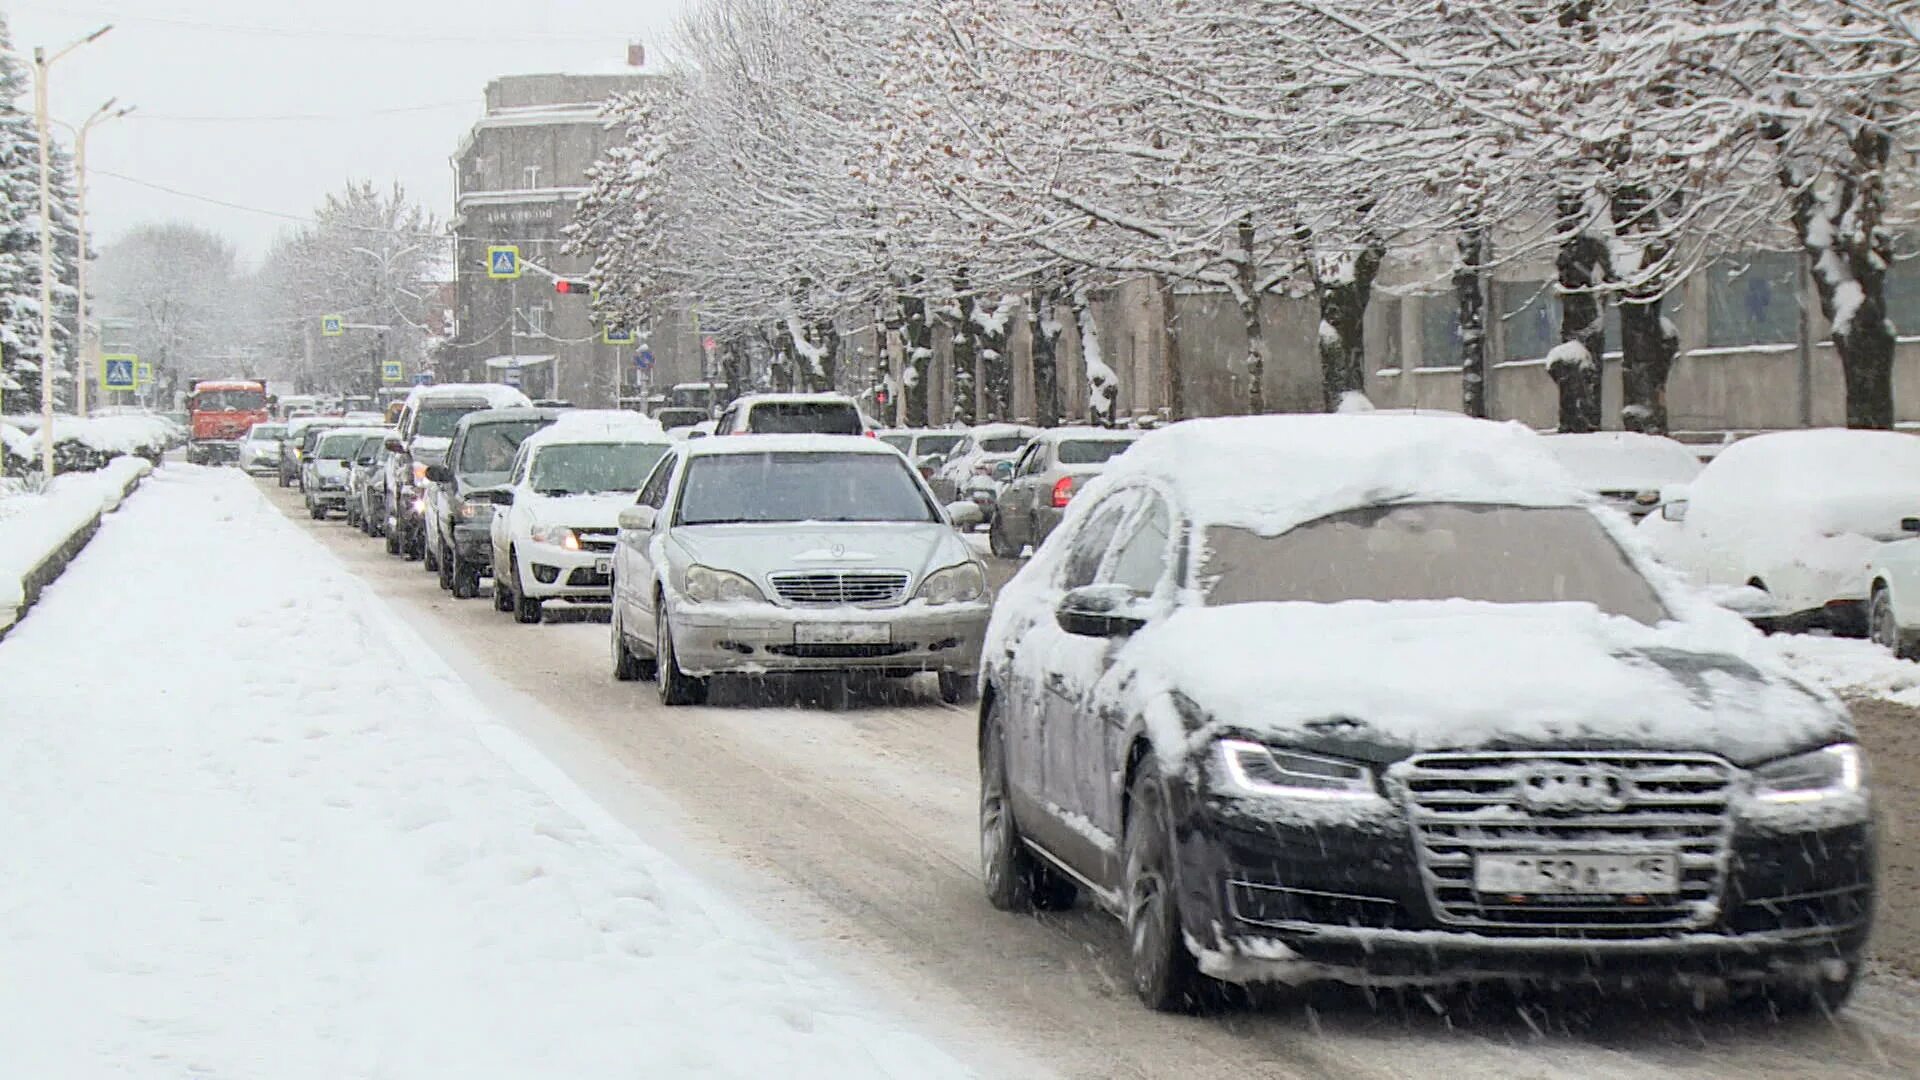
[444,71,679,405]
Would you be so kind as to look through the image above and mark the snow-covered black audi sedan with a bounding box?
[977,415,1874,1013]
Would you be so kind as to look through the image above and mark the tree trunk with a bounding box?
[1233,217,1267,415]
[1028,285,1063,427]
[1550,192,1608,434]
[1069,279,1116,426]
[1456,224,1490,418]
[770,321,795,393]
[1611,182,1678,434]
[810,318,838,392]
[1156,276,1184,421]
[1317,237,1385,412]
[975,294,1014,423]
[1779,126,1896,430]
[944,281,978,426]
[720,339,747,407]
[900,289,933,426]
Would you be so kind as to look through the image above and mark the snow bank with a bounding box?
[1762,633,1920,709]
[3,415,177,475]
[0,456,151,625]
[0,467,968,1079]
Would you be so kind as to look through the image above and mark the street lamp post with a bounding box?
[32,23,113,481]
[68,99,135,419]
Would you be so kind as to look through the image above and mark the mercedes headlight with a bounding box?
[917,562,986,604]
[1751,743,1865,804]
[1216,739,1378,801]
[684,564,764,603]
[530,525,581,551]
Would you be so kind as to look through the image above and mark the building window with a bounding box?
[1370,296,1403,371]
[1418,293,1461,368]
[1495,281,1558,362]
[1706,252,1802,348]
[1887,245,1920,337]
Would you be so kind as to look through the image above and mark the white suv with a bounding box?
[713,393,870,436]
[487,412,671,624]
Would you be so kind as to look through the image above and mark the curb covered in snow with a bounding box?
[0,457,152,637]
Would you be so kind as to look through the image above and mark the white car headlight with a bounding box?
[1751,743,1865,804]
[530,525,581,551]
[917,562,987,604]
[684,564,764,603]
[1216,739,1378,801]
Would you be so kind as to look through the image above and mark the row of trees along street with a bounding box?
[90,182,445,402]
[565,0,1920,432]
[0,13,83,415]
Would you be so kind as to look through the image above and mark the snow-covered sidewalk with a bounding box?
[0,456,151,627]
[0,466,973,1079]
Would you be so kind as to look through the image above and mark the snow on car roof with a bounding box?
[519,410,666,449]
[682,433,898,457]
[404,383,531,410]
[966,422,1041,438]
[1704,427,1920,486]
[732,392,858,406]
[1539,432,1702,492]
[1099,414,1582,535]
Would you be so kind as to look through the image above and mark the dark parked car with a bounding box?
[382,383,531,561]
[423,406,565,598]
[979,415,1873,1013]
[344,433,390,532]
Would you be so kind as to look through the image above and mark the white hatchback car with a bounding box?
[1641,428,1920,633]
[487,412,671,624]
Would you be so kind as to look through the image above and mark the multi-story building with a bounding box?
[445,68,695,405]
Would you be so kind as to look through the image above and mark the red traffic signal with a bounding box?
[555,279,590,294]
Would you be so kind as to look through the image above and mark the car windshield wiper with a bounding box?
[683,517,763,526]
[535,488,579,496]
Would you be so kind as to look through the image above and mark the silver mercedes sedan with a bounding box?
[609,435,992,706]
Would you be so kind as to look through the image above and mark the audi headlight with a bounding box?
[1216,739,1378,801]
[530,525,581,551]
[684,564,764,603]
[1751,743,1865,804]
[917,562,986,604]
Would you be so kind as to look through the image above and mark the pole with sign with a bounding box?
[381,360,404,384]
[486,246,521,280]
[100,353,136,393]
[321,314,345,337]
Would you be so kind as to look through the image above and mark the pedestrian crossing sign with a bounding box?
[487,246,521,280]
[101,354,137,391]
[136,362,153,386]
[381,361,405,383]
[321,314,345,337]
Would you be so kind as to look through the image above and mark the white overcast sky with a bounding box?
[8,0,689,265]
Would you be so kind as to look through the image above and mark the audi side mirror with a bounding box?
[618,505,657,532]
[385,437,405,453]
[483,488,515,506]
[1055,585,1151,638]
[946,501,984,531]
[424,464,452,484]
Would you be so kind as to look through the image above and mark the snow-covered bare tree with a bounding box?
[92,223,245,391]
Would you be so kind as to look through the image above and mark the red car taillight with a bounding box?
[1052,476,1075,508]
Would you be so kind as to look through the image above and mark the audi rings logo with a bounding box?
[1517,763,1631,814]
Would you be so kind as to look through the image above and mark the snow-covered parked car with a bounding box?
[979,414,1873,1013]
[486,412,670,624]
[926,423,1041,508]
[1640,428,1920,633]
[238,422,286,475]
[1866,519,1920,659]
[609,435,991,705]
[877,428,967,480]
[1539,431,1702,520]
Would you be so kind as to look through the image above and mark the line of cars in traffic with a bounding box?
[239,390,1880,1018]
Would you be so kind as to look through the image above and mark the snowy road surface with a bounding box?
[238,471,1920,1080]
[0,466,979,1079]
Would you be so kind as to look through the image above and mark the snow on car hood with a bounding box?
[1124,599,1847,769]
[670,521,973,583]
[521,492,635,529]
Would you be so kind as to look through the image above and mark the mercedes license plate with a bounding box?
[1473,853,1679,896]
[795,622,890,645]
[594,557,612,575]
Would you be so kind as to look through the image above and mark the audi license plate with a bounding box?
[594,557,612,575]
[795,622,890,645]
[1473,853,1679,896]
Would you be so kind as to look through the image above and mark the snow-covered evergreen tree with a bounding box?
[0,14,77,414]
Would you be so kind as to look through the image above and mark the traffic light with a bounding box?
[554,278,590,295]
